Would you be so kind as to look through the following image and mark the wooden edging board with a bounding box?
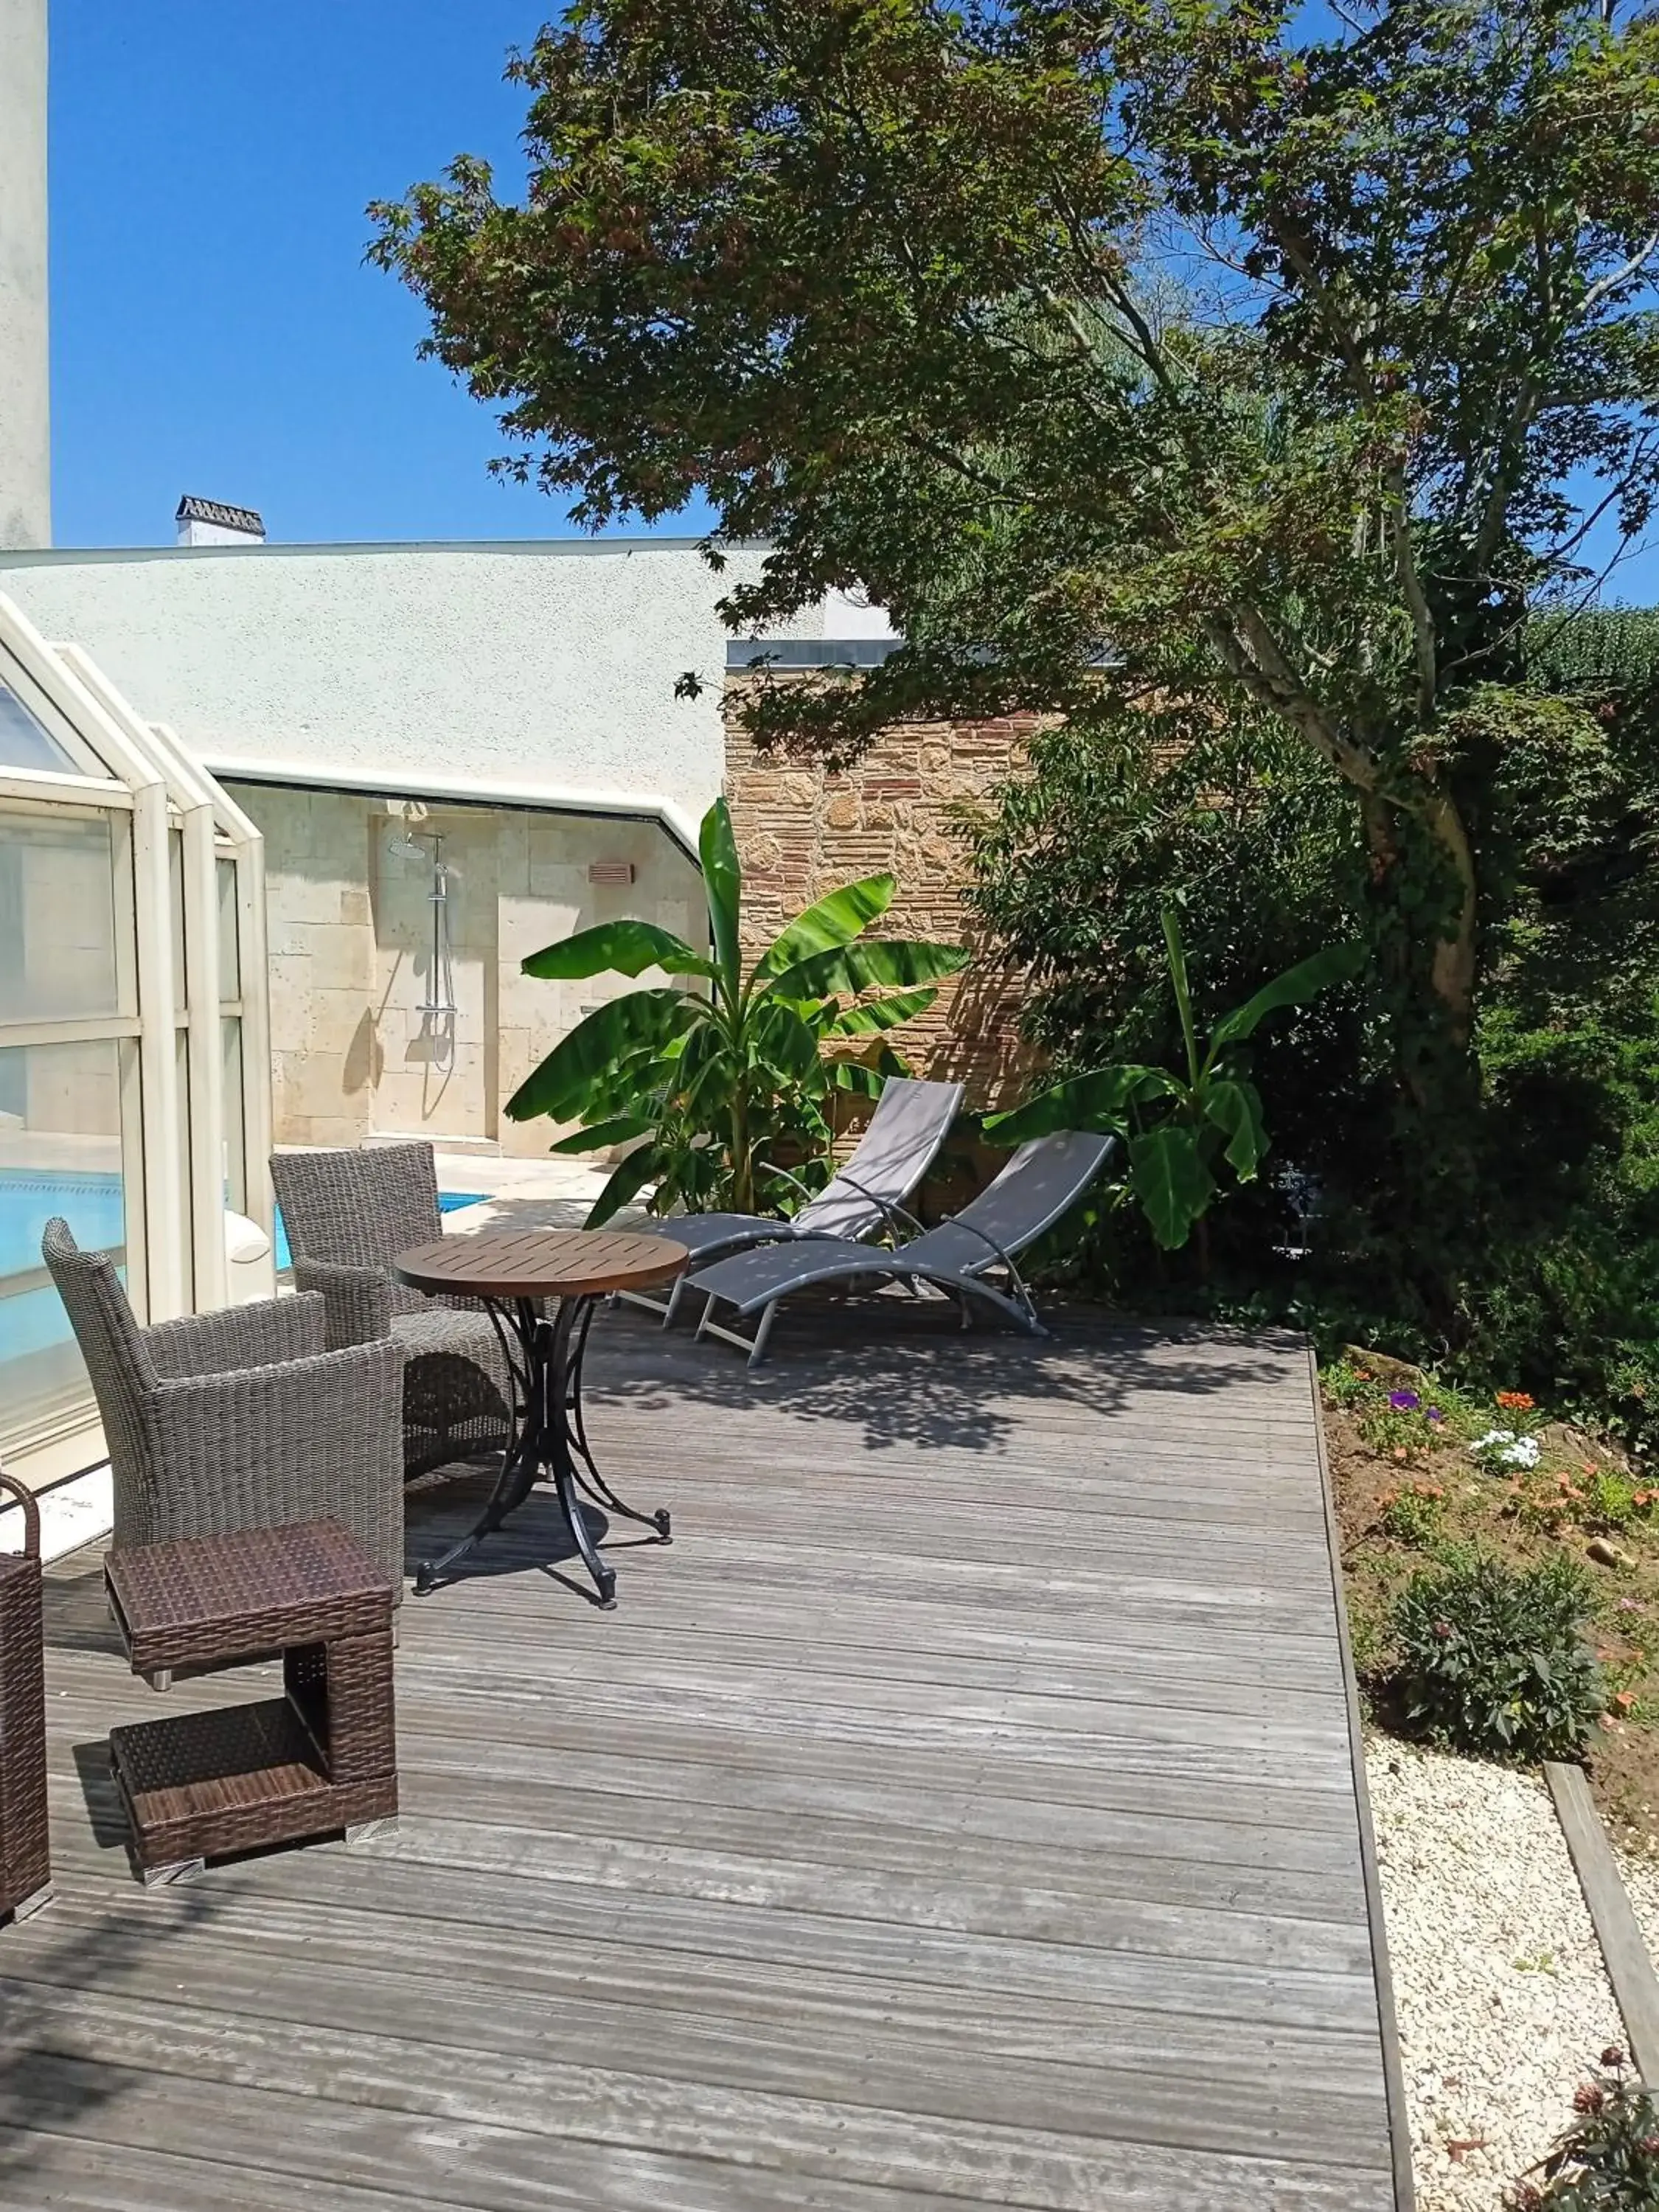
[1306,1343,1419,2212]
[1545,1759,1659,2084]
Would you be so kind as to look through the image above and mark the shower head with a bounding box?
[386,832,430,861]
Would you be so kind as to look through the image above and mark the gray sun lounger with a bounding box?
[630,1075,964,1324]
[686,1129,1117,1366]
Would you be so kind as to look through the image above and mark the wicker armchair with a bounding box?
[41,1219,405,1598]
[269,1143,512,1482]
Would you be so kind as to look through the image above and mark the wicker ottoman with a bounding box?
[0,1472,51,1926]
[105,1518,397,1885]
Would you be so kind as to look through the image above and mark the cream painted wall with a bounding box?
[231,781,707,1158]
[0,540,785,824]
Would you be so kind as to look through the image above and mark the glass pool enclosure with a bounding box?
[0,591,272,1489]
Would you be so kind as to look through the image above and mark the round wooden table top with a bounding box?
[393,1228,689,1301]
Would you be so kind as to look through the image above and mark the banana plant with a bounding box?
[504,797,968,1222]
[985,910,1365,1253]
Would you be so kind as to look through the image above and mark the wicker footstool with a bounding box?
[0,1472,51,1927]
[105,1518,397,1885]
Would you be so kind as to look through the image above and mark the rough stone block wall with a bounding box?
[725,685,1040,1107]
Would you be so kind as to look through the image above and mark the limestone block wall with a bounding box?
[225,781,706,1157]
[495,808,706,1154]
[723,684,1039,1107]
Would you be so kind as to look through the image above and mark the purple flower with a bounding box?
[1427,1407,1444,1425]
[1388,1389,1420,1411]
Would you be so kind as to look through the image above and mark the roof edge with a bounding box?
[0,535,751,567]
[204,751,706,863]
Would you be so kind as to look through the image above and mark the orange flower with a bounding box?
[1392,1446,1408,1461]
[1615,1691,1637,1713]
[1497,1391,1535,1411]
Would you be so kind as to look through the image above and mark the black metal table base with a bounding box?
[414,1294,669,1606]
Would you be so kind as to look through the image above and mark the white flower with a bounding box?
[1470,1428,1539,1471]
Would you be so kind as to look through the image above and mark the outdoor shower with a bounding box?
[386,826,459,1039]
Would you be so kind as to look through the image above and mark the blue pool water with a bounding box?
[271,1189,484,1270]
[0,1170,485,1368]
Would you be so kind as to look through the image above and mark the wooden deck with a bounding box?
[0,1309,1402,2210]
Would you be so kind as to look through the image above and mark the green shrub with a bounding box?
[1379,1484,1446,1548]
[1509,2050,1659,2208]
[1391,1550,1604,1761]
[964,609,1659,1450]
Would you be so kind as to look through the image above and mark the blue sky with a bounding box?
[50,3,614,547]
[46,4,1657,595]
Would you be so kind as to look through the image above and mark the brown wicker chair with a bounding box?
[41,1219,405,1598]
[0,1469,51,1924]
[270,1142,512,1482]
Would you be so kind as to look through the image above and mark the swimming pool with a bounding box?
[0,1169,485,1369]
[0,1169,128,1371]
[271,1190,484,1270]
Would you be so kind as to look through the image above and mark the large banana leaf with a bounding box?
[1130,1124,1216,1249]
[1161,910,1202,1085]
[521,919,715,981]
[700,796,744,991]
[754,873,895,981]
[768,937,967,1001]
[1206,940,1366,1058]
[546,1115,658,1156]
[749,994,827,1089]
[984,1063,1177,1144]
[504,987,695,1122]
[585,1142,663,1228]
[1202,1077,1268,1179]
[823,985,939,1037]
[827,1049,913,1099]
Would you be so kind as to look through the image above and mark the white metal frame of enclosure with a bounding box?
[0,588,271,1486]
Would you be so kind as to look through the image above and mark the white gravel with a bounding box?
[1367,1738,1625,2209]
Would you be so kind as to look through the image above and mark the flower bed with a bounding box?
[1325,1354,1659,1852]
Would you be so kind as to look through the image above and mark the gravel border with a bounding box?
[1368,1738,1625,2209]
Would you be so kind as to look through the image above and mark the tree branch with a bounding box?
[1202,608,1379,793]
[1270,222,1439,722]
[1580,228,1659,319]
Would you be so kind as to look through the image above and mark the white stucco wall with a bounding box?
[0,539,796,830]
[0,0,50,549]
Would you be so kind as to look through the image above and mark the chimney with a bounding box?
[175,495,266,548]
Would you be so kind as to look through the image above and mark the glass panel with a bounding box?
[216,855,241,1001]
[0,678,77,774]
[0,809,120,1024]
[221,1018,246,1214]
[0,1037,125,1452]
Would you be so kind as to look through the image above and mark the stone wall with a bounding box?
[724,686,1039,1107]
[226,781,706,1156]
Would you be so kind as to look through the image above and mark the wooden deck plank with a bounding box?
[7,1313,1401,2209]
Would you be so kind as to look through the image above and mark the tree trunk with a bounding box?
[1360,779,1479,1105]
[731,1082,752,1213]
[1422,787,1478,1048]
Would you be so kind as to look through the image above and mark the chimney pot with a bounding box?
[175,495,265,547]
